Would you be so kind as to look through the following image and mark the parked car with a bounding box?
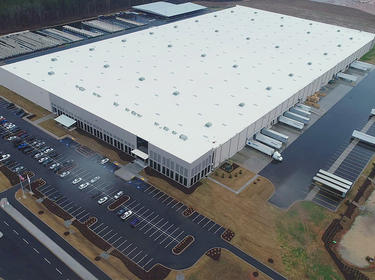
[59,171,70,178]
[114,191,124,200]
[116,208,126,216]
[100,158,109,164]
[34,153,43,159]
[42,158,53,166]
[97,196,108,205]
[6,136,17,141]
[130,218,140,228]
[78,182,90,190]
[38,157,49,163]
[72,178,82,184]
[121,210,133,220]
[49,163,60,170]
[13,166,24,172]
[90,176,100,183]
[0,154,10,161]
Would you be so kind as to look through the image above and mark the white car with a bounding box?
[100,158,109,164]
[14,166,24,172]
[114,191,124,200]
[78,182,90,190]
[72,177,82,184]
[7,136,17,141]
[90,176,100,183]
[121,210,133,220]
[0,154,10,161]
[97,196,108,205]
[44,148,54,153]
[59,171,70,178]
[34,153,43,159]
[38,157,49,163]
[49,163,60,170]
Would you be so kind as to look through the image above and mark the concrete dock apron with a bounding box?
[0,198,98,280]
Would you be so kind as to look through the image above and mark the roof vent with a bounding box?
[174,25,178,28]
[168,44,172,48]
[195,19,199,22]
[230,10,234,13]
[232,64,238,68]
[238,102,245,107]
[201,53,206,57]
[275,45,280,48]
[137,114,142,118]
[125,107,130,112]
[205,122,212,128]
[131,111,137,116]
[149,32,154,35]
[51,58,57,62]
[48,71,55,76]
[154,122,159,126]
[79,87,85,91]
[139,77,145,81]
[280,24,284,27]
[337,44,342,47]
[214,15,218,17]
[337,29,340,32]
[89,48,95,51]
[172,130,177,135]
[215,29,219,32]
[323,52,328,56]
[121,39,127,42]
[266,86,272,91]
[307,62,312,65]
[179,134,188,141]
[250,18,254,21]
[104,64,110,68]
[113,102,119,107]
[349,37,353,40]
[307,31,311,34]
[163,126,169,131]
[288,73,294,77]
[172,91,180,96]
[246,37,250,40]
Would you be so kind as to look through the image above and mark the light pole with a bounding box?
[27,173,33,195]
[18,173,26,199]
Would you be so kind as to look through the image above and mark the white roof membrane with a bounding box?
[2,5,374,163]
[133,1,206,17]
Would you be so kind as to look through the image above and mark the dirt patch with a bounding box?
[339,189,375,268]
[211,164,256,191]
[39,119,67,138]
[166,249,270,280]
[197,0,375,33]
[0,86,50,120]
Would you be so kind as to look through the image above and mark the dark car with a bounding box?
[130,218,140,228]
[42,158,53,166]
[116,208,126,216]
[23,148,34,154]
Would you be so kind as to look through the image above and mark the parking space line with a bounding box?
[78,213,89,221]
[142,258,154,269]
[136,253,148,265]
[96,225,109,235]
[117,240,128,250]
[171,202,180,209]
[158,194,166,201]
[101,229,113,238]
[197,216,206,224]
[61,201,73,209]
[142,215,160,233]
[208,223,217,231]
[126,246,137,256]
[154,232,164,241]
[152,190,161,198]
[166,199,175,206]
[132,250,143,260]
[164,239,176,248]
[121,243,133,253]
[106,233,118,242]
[112,237,124,246]
[70,207,83,215]
[175,204,185,212]
[174,231,184,240]
[214,226,222,234]
[192,214,201,222]
[203,220,212,228]
[90,222,103,231]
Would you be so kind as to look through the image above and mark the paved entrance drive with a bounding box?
[115,162,145,180]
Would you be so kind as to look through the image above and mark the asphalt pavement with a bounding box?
[0,99,286,279]
[0,210,80,280]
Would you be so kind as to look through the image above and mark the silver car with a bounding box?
[59,171,70,178]
[90,176,100,183]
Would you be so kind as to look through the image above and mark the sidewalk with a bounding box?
[0,198,98,280]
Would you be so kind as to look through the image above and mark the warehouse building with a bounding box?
[0,5,374,188]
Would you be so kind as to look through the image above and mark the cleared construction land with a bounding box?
[140,170,343,279]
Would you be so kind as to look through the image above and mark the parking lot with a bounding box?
[0,97,233,271]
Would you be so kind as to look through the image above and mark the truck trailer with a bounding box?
[246,140,283,161]
[284,111,310,124]
[290,107,311,118]
[255,133,283,149]
[295,103,312,112]
[261,128,288,143]
[278,116,304,130]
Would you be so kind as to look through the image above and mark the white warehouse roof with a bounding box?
[2,5,374,163]
[133,1,206,18]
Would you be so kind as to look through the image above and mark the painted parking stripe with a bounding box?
[106,233,118,242]
[142,258,154,269]
[175,204,185,212]
[192,214,201,222]
[171,201,181,209]
[136,253,148,265]
[166,199,175,206]
[112,237,124,246]
[197,216,207,225]
[121,243,133,253]
[152,190,161,198]
[101,230,113,238]
[214,226,222,234]
[96,225,109,235]
[126,246,137,256]
[78,212,90,221]
[90,222,103,231]
[202,220,213,228]
[209,224,219,232]
[117,240,129,250]
[132,250,143,260]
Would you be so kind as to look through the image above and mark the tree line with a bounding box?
[0,0,150,35]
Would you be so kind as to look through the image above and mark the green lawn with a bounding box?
[361,46,375,64]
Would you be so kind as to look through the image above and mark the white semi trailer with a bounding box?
[261,128,288,143]
[284,111,310,124]
[278,116,304,130]
[255,133,283,149]
[246,140,283,161]
[290,107,311,118]
[295,103,312,112]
